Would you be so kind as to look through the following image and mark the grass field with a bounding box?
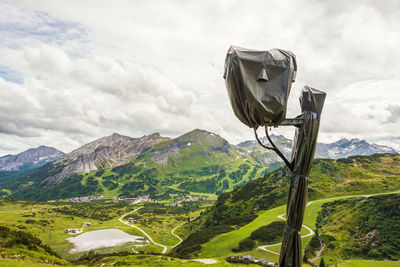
[81,254,256,266]
[338,260,400,266]
[198,190,400,265]
[0,198,213,262]
[198,204,305,258]
[1,191,399,266]
[126,203,207,246]
[0,199,146,260]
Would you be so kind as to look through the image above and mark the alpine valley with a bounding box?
[0,130,399,267]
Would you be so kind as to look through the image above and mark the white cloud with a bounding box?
[318,79,400,148]
[0,0,399,155]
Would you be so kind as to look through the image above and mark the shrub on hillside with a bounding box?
[249,221,285,243]
[0,225,59,257]
[221,214,257,226]
[232,238,255,252]
[170,225,234,258]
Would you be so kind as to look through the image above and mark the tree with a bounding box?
[319,258,325,267]
[222,179,229,190]
[303,253,308,263]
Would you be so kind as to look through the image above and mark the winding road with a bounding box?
[118,207,184,254]
[256,193,398,257]
[257,201,315,255]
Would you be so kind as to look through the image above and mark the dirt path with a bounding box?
[119,207,185,254]
[171,222,184,246]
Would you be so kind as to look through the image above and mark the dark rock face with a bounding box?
[0,146,65,171]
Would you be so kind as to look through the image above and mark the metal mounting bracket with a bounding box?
[265,118,304,127]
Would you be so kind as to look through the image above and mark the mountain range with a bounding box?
[0,145,65,171]
[1,132,396,173]
[238,135,398,163]
[0,130,398,201]
[0,131,399,265]
[0,129,262,200]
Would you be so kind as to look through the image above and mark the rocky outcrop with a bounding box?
[44,133,169,183]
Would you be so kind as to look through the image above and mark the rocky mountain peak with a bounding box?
[184,129,209,136]
[238,134,398,163]
[178,129,225,142]
[334,138,350,146]
[147,132,162,139]
[149,129,231,164]
[111,132,122,137]
[46,132,169,183]
[0,146,65,171]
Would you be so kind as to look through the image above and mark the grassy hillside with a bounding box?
[0,198,246,266]
[171,192,400,267]
[305,193,400,264]
[0,198,139,260]
[122,202,210,246]
[1,191,399,266]
[75,253,237,266]
[0,198,213,260]
[172,153,400,258]
[0,226,238,266]
[0,224,69,266]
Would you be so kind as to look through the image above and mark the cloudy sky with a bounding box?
[1,0,400,155]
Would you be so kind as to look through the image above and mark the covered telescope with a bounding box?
[223,46,326,267]
[223,46,297,127]
[278,86,326,267]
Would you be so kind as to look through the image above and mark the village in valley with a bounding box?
[66,193,211,206]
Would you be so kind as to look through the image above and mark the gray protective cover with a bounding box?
[223,46,297,127]
[278,86,326,267]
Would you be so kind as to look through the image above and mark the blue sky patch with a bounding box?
[0,66,24,84]
[0,2,88,52]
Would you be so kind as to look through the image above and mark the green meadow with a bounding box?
[0,199,212,261]
[197,190,400,266]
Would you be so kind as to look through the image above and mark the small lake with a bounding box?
[67,228,144,253]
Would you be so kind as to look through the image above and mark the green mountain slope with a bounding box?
[1,129,276,201]
[0,224,69,265]
[305,193,400,264]
[172,153,400,258]
[176,192,400,266]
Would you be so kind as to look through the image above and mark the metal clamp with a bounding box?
[265,118,304,127]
